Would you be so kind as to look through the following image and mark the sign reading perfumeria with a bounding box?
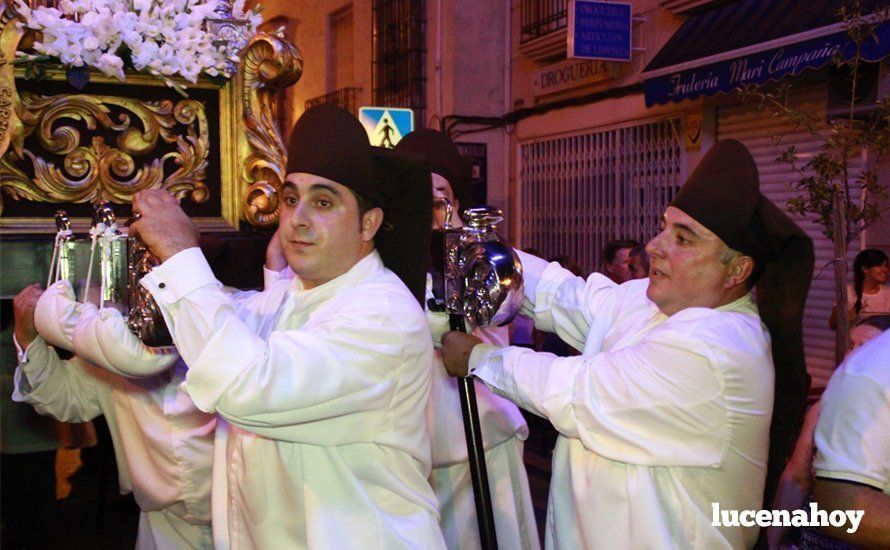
[568,0,632,61]
[711,502,864,534]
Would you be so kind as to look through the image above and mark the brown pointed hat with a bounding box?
[371,147,432,305]
[395,129,473,208]
[671,138,815,514]
[286,104,384,207]
[284,105,430,304]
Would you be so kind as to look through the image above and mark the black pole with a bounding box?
[450,314,498,550]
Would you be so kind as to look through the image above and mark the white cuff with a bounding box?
[468,343,498,376]
[141,247,219,304]
[263,265,294,289]
[13,333,44,363]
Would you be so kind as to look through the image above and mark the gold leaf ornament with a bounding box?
[1,91,210,210]
[240,33,303,227]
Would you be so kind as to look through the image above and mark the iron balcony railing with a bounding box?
[520,0,568,44]
[304,87,361,115]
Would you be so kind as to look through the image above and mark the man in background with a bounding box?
[628,243,650,280]
[602,238,639,284]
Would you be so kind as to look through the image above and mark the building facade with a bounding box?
[258,0,889,389]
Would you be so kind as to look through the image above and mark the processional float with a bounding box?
[1,0,302,333]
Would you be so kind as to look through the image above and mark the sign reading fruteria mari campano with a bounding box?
[533,59,615,97]
[643,20,890,106]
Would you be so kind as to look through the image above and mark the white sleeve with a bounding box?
[516,249,620,353]
[469,316,728,467]
[33,280,81,351]
[814,369,890,490]
[474,323,509,347]
[263,265,295,289]
[142,248,429,444]
[12,336,105,423]
[72,306,180,377]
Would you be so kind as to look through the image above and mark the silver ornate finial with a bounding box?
[92,201,117,228]
[441,206,524,329]
[205,0,250,77]
[54,209,71,233]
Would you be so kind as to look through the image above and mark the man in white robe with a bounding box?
[812,329,890,547]
[12,282,215,549]
[441,140,814,549]
[130,105,446,549]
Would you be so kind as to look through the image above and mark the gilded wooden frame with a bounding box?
[0,6,302,233]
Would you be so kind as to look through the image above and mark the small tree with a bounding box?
[742,1,890,364]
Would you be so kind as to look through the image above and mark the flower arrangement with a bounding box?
[14,0,262,87]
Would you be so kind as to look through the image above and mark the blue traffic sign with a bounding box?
[358,107,415,148]
[568,1,632,62]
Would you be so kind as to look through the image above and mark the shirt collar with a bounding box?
[716,291,757,315]
[288,250,383,300]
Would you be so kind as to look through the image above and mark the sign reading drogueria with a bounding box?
[533,59,615,97]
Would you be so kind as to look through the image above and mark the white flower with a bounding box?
[82,35,100,51]
[95,53,125,81]
[15,0,261,85]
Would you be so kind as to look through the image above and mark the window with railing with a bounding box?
[519,118,684,274]
[520,0,568,44]
[372,0,426,119]
[305,87,361,114]
[329,6,354,92]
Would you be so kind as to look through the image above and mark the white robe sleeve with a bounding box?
[33,277,180,378]
[516,249,621,353]
[72,305,180,378]
[142,248,426,444]
[33,280,82,351]
[469,312,729,468]
[12,336,105,423]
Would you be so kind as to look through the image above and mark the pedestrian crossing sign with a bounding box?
[358,107,415,148]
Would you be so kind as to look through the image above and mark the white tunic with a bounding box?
[261,268,540,549]
[467,251,774,549]
[814,329,890,495]
[142,248,445,549]
[13,340,215,549]
[425,279,539,550]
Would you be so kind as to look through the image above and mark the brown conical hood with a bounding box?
[395,129,473,208]
[671,138,815,522]
[285,105,382,206]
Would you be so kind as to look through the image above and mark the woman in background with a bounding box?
[829,248,889,329]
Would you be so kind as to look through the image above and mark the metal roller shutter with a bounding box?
[519,118,684,275]
[717,86,863,392]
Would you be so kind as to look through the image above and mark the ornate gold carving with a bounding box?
[240,33,303,227]
[0,92,210,211]
[0,5,301,232]
[0,9,25,161]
